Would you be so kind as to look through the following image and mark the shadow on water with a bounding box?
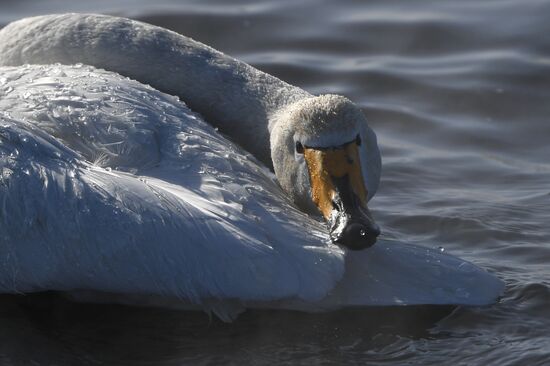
[0,292,454,365]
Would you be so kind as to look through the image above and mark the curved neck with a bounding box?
[0,13,311,166]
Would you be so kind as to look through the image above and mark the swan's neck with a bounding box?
[0,13,310,166]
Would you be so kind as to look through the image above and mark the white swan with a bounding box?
[0,14,502,320]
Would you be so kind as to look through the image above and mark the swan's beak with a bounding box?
[304,140,380,250]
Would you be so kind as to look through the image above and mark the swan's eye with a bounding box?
[295,141,304,154]
[355,134,362,146]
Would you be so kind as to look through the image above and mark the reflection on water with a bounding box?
[1,293,453,365]
[1,0,550,364]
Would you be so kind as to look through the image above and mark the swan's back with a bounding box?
[0,64,344,315]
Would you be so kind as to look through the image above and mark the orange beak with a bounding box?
[302,137,379,249]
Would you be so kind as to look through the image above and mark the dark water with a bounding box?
[1,0,550,364]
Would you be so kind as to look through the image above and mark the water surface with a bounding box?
[1,0,549,364]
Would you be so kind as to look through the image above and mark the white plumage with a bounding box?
[0,14,503,320]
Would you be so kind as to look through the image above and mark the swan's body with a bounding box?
[0,14,503,320]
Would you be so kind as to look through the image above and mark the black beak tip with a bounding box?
[335,223,380,250]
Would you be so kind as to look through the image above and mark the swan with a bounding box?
[0,14,503,320]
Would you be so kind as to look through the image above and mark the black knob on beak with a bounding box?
[327,175,380,250]
[336,222,380,250]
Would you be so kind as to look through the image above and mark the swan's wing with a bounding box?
[0,64,345,305]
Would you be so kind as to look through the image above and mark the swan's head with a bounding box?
[271,95,381,250]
